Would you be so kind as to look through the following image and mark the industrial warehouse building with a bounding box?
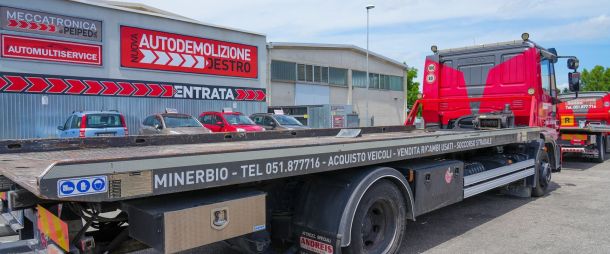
[267,43,407,127]
[0,0,407,139]
[0,0,267,139]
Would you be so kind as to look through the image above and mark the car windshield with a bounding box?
[163,115,202,128]
[86,114,123,128]
[274,115,303,126]
[225,114,255,125]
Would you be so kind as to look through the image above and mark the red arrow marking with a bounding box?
[0,77,8,90]
[236,89,247,100]
[65,79,88,94]
[161,85,174,97]
[46,78,69,93]
[148,84,163,97]
[246,89,256,100]
[101,81,120,95]
[117,82,135,96]
[4,76,30,92]
[255,90,266,101]
[132,83,150,96]
[18,20,28,29]
[8,19,18,27]
[39,23,48,31]
[83,80,104,95]
[29,22,38,30]
[48,25,56,32]
[25,77,49,93]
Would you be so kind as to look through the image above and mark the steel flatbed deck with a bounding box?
[0,126,540,202]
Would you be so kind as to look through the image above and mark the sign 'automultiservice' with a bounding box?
[1,34,102,65]
[120,26,258,79]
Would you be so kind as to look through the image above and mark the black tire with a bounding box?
[532,150,551,197]
[605,135,610,154]
[595,135,605,163]
[343,179,407,254]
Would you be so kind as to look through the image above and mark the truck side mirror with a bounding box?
[216,121,224,126]
[57,126,64,131]
[154,123,162,130]
[567,58,579,70]
[568,72,580,92]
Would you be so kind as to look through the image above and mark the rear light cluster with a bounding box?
[79,115,87,138]
[120,114,129,136]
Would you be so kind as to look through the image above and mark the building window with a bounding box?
[369,73,379,89]
[329,67,347,86]
[321,67,329,83]
[314,66,322,82]
[271,60,296,81]
[352,70,367,87]
[305,65,313,82]
[297,64,307,82]
[389,76,403,91]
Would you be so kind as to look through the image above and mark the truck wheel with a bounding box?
[532,151,551,197]
[343,179,406,254]
[595,135,605,163]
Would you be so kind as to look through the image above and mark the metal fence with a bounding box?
[0,93,266,139]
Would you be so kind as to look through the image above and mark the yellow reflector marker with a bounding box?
[560,115,575,126]
[37,205,69,252]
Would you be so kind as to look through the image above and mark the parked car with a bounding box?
[139,112,211,135]
[199,111,265,132]
[58,111,128,138]
[250,113,310,130]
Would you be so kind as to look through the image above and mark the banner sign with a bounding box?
[0,72,266,102]
[120,26,258,78]
[0,6,102,41]
[1,34,102,65]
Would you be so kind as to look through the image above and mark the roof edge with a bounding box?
[268,42,408,69]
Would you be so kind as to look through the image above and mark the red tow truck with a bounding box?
[557,92,610,162]
[0,34,567,254]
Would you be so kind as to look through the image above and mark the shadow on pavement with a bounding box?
[400,182,560,254]
[561,156,608,171]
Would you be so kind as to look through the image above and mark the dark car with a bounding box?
[250,113,310,130]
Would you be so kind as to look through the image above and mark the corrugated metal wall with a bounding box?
[0,93,265,139]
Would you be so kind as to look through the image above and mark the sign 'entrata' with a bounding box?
[120,26,258,78]
[1,34,102,66]
[0,72,266,102]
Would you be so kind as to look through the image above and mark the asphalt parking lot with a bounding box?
[2,158,609,253]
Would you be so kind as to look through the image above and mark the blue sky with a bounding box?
[126,0,610,90]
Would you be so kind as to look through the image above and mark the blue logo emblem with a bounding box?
[76,179,91,192]
[92,178,105,191]
[59,181,75,195]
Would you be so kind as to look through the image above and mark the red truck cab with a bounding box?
[199,111,265,132]
[406,33,582,171]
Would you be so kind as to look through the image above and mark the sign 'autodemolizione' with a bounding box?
[0,6,102,41]
[1,35,102,65]
[120,26,258,78]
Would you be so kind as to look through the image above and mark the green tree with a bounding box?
[580,65,610,91]
[406,67,420,109]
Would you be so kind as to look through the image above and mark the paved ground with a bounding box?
[401,157,610,254]
[2,157,609,253]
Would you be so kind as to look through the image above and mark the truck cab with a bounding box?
[406,33,582,171]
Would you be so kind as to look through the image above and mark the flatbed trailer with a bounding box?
[0,126,550,254]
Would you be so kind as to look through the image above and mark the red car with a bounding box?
[199,111,265,132]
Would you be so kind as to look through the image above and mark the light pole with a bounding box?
[365,4,374,127]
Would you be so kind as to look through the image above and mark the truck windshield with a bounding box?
[86,114,123,128]
[163,116,202,128]
[225,114,255,125]
[274,115,303,126]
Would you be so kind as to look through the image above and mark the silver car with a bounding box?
[139,113,212,135]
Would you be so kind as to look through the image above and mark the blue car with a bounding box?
[58,111,128,138]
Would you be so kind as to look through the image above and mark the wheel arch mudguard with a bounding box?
[292,166,414,250]
[540,133,561,172]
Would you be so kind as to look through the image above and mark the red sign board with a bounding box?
[120,26,258,78]
[1,34,101,65]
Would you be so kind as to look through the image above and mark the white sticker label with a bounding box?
[57,176,107,197]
